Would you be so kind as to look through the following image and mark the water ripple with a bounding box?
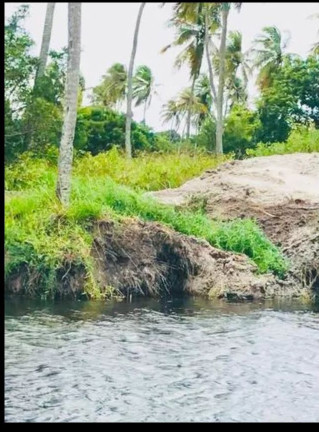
[5,298,319,422]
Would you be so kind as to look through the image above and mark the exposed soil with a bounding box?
[150,153,319,297]
[91,219,283,301]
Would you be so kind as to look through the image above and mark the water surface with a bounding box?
[5,297,319,422]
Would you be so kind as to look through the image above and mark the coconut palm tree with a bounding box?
[176,87,207,136]
[213,30,250,116]
[161,99,183,135]
[225,31,251,86]
[92,63,127,109]
[194,73,213,127]
[56,3,81,206]
[162,2,206,138]
[226,76,247,110]
[34,2,56,87]
[202,2,241,154]
[251,26,290,89]
[132,65,155,123]
[125,2,146,158]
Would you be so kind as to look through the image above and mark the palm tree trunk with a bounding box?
[56,3,81,206]
[143,99,147,124]
[215,6,229,155]
[26,3,55,150]
[125,2,146,158]
[205,12,217,103]
[34,3,56,86]
[186,77,196,139]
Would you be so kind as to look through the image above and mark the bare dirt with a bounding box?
[91,219,284,301]
[149,153,319,297]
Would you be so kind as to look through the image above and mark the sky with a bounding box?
[5,2,319,131]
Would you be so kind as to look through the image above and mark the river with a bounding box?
[5,297,319,422]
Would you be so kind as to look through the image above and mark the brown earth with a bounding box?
[91,219,285,301]
[149,153,319,296]
[7,218,284,301]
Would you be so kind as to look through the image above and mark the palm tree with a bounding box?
[161,99,183,136]
[176,87,207,136]
[203,2,242,154]
[92,63,127,109]
[194,73,213,126]
[125,2,146,158]
[162,2,206,138]
[213,30,250,116]
[225,31,251,86]
[226,76,247,109]
[132,65,155,123]
[251,26,290,89]
[34,2,56,87]
[56,3,81,206]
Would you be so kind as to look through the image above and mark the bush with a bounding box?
[246,125,319,157]
[196,104,260,157]
[74,106,156,154]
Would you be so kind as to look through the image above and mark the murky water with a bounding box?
[5,297,319,422]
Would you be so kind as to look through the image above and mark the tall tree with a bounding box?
[194,73,213,127]
[125,2,146,158]
[162,2,205,138]
[161,99,183,135]
[215,3,230,154]
[56,3,81,206]
[132,65,155,123]
[251,26,289,89]
[213,30,250,115]
[203,2,241,154]
[92,63,127,109]
[34,3,56,87]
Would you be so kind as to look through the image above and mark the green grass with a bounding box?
[6,147,228,192]
[5,154,288,299]
[246,127,319,157]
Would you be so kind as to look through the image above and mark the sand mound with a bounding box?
[150,153,319,295]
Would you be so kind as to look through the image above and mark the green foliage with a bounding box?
[196,104,260,156]
[74,106,156,154]
[5,153,288,299]
[223,104,261,156]
[73,147,225,191]
[92,63,127,108]
[5,5,37,107]
[256,54,319,143]
[246,125,319,157]
[33,49,68,106]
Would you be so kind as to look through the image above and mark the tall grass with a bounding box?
[246,126,319,157]
[5,147,228,192]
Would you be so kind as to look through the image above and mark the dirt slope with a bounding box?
[149,153,319,295]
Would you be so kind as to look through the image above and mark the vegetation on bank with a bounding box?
[246,126,319,157]
[5,147,229,192]
[5,150,288,299]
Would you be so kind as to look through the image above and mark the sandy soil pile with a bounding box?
[150,153,319,296]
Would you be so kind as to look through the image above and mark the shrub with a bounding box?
[246,125,319,157]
